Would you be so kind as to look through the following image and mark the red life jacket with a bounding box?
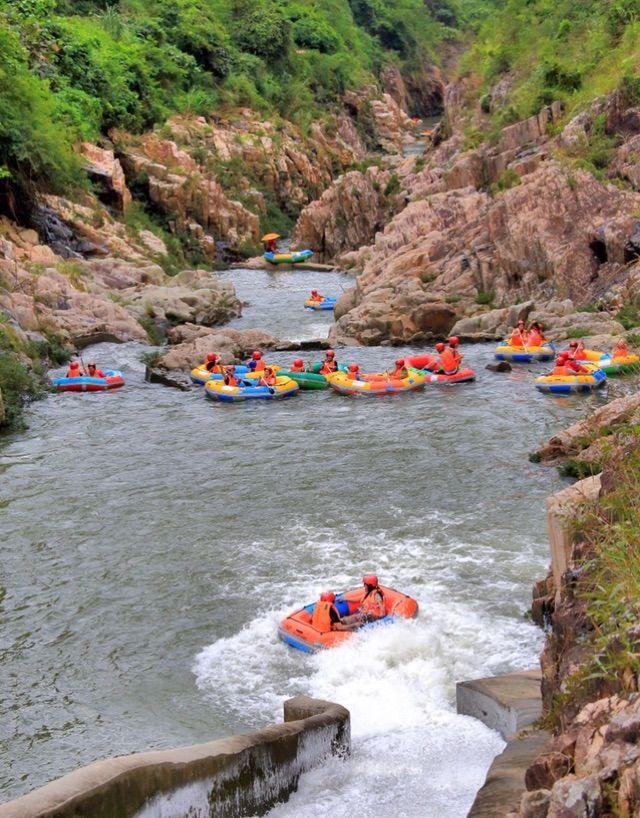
[224,374,238,386]
[320,360,337,375]
[391,367,408,379]
[510,329,526,347]
[312,601,338,632]
[87,368,105,378]
[290,362,305,372]
[440,348,458,375]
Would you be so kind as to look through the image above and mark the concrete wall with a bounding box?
[0,695,350,818]
[546,474,601,604]
[456,669,542,739]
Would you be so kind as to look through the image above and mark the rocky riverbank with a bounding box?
[495,392,640,817]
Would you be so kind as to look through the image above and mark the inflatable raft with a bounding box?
[594,353,640,375]
[190,364,251,385]
[304,297,336,311]
[495,343,555,363]
[330,370,426,396]
[278,585,419,653]
[405,353,438,370]
[52,370,125,393]
[421,368,476,384]
[535,368,607,394]
[279,370,331,390]
[264,249,313,265]
[204,375,299,402]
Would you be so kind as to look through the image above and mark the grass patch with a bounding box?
[445,295,461,304]
[565,327,595,339]
[137,316,164,346]
[476,289,495,306]
[490,168,520,195]
[140,350,161,368]
[617,299,640,330]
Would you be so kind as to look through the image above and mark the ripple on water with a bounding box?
[1,270,634,803]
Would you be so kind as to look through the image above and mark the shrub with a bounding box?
[383,174,401,197]
[490,168,520,195]
[617,299,640,330]
[476,290,495,305]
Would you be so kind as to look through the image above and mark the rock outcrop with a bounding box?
[155,325,279,371]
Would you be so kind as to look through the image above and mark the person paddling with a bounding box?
[334,575,385,631]
[612,338,629,359]
[509,320,528,348]
[248,350,266,372]
[347,363,361,380]
[290,358,305,373]
[66,360,81,378]
[311,592,342,633]
[85,362,106,378]
[390,358,408,379]
[223,366,239,386]
[258,366,277,387]
[447,337,463,368]
[527,322,544,347]
[439,343,459,375]
[310,289,323,303]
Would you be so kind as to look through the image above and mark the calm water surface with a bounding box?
[0,268,622,815]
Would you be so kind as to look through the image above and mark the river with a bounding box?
[0,266,619,816]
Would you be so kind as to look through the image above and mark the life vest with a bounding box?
[509,330,526,347]
[391,367,408,379]
[567,360,587,374]
[613,343,629,359]
[360,589,384,618]
[450,348,462,366]
[224,374,238,386]
[552,365,570,376]
[206,362,223,373]
[87,369,105,378]
[320,359,337,375]
[528,331,543,347]
[311,293,322,302]
[312,601,337,633]
[66,368,80,377]
[348,369,360,381]
[260,374,277,386]
[253,360,265,372]
[440,348,458,375]
[290,362,305,372]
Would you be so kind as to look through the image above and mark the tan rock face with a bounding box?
[159,325,279,370]
[80,143,131,213]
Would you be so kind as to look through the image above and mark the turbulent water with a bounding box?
[0,266,619,815]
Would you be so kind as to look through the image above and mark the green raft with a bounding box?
[280,362,348,390]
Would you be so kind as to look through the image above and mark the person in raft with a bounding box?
[447,336,463,368]
[309,289,323,303]
[527,321,546,346]
[204,352,223,374]
[312,591,342,633]
[435,342,459,375]
[290,358,306,373]
[86,362,106,378]
[319,350,339,375]
[262,233,279,253]
[223,365,239,386]
[566,339,586,360]
[247,350,266,372]
[509,319,528,347]
[390,358,409,379]
[552,352,589,376]
[334,575,385,632]
[347,363,361,380]
[612,338,629,358]
[258,366,277,387]
[66,360,81,378]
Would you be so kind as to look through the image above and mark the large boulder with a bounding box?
[158,326,279,370]
[80,143,132,213]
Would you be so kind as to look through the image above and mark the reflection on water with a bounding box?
[0,266,626,812]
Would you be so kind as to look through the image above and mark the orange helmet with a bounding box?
[435,342,445,352]
[320,591,336,602]
[363,574,378,588]
[252,350,262,360]
[70,361,80,368]
[326,350,335,358]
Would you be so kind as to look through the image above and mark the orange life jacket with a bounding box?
[391,367,408,379]
[206,362,223,373]
[613,342,629,359]
[290,362,305,372]
[528,331,543,347]
[348,369,360,380]
[67,367,80,377]
[260,374,277,386]
[312,601,337,633]
[87,368,105,378]
[450,348,462,366]
[224,374,238,386]
[310,293,322,302]
[360,589,384,618]
[552,365,570,376]
[253,360,265,372]
[440,348,458,374]
[510,329,527,347]
[320,360,337,375]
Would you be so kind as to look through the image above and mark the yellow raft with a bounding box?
[190,364,280,385]
[330,370,427,396]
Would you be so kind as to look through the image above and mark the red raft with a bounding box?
[52,370,125,393]
[405,355,476,384]
[278,585,418,653]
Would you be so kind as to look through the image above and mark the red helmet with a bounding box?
[294,358,303,366]
[348,363,359,371]
[569,340,578,348]
[326,350,335,358]
[70,361,80,368]
[311,289,318,295]
[252,350,262,360]
[395,358,404,366]
[435,342,445,352]
[448,336,460,346]
[206,352,217,362]
[320,591,336,602]
[363,574,378,588]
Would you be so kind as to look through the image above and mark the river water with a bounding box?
[0,266,619,815]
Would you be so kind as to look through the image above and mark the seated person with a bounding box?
[248,350,265,372]
[85,362,106,378]
[509,320,528,348]
[390,358,408,379]
[309,289,323,302]
[347,363,361,380]
[439,344,459,375]
[223,366,239,386]
[447,337,463,367]
[319,350,339,374]
[258,366,277,387]
[612,338,629,359]
[204,352,223,374]
[527,322,545,347]
[311,592,341,633]
[334,576,385,632]
[66,361,81,378]
[290,358,306,373]
[552,353,589,376]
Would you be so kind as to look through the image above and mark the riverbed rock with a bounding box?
[158,326,279,371]
[520,789,551,818]
[547,776,602,818]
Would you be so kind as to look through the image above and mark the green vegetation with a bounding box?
[617,298,640,330]
[0,0,471,211]
[565,327,595,339]
[490,168,520,195]
[465,0,640,129]
[475,289,495,305]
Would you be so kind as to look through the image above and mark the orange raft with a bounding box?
[278,585,419,653]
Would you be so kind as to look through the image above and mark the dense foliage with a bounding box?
[0,0,469,211]
[466,0,640,127]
